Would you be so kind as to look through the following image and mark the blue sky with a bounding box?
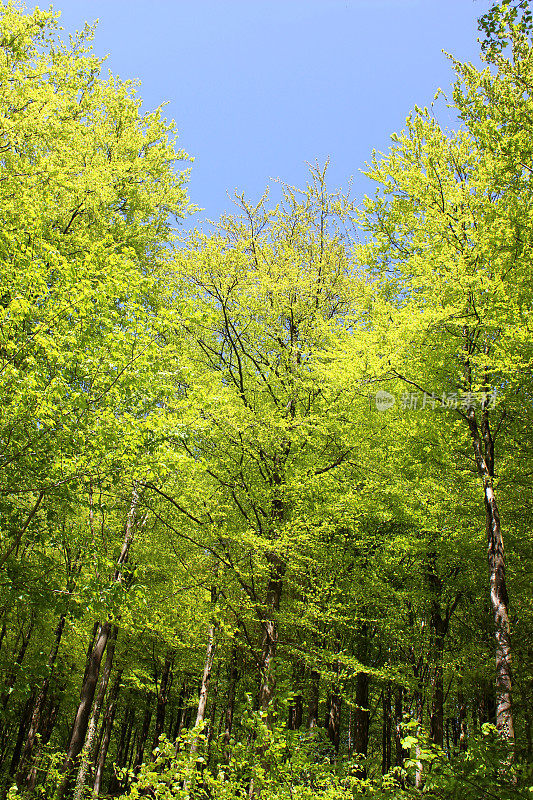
[57,0,490,228]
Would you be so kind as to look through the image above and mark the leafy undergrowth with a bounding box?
[120,718,531,800]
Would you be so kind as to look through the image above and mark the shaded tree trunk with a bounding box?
[1,616,34,711]
[8,692,35,777]
[353,671,369,776]
[458,682,468,752]
[73,625,118,800]
[152,652,173,754]
[307,670,320,729]
[133,692,154,772]
[325,691,342,757]
[394,686,408,767]
[108,704,135,795]
[288,661,304,731]
[54,621,112,800]
[92,667,123,797]
[17,612,67,789]
[257,553,286,719]
[382,684,392,775]
[223,647,240,760]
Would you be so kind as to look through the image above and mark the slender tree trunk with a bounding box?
[353,672,369,777]
[466,403,514,740]
[382,684,392,774]
[8,692,35,777]
[73,625,118,800]
[206,662,220,762]
[81,623,100,688]
[325,691,342,757]
[458,682,468,752]
[257,553,285,719]
[189,621,217,757]
[353,623,370,778]
[172,680,188,741]
[394,686,408,767]
[54,621,112,800]
[133,692,154,772]
[108,705,134,795]
[1,616,34,710]
[288,662,304,731]
[152,653,173,754]
[55,485,140,800]
[92,668,123,797]
[17,612,67,789]
[430,611,446,747]
[307,670,320,729]
[223,647,240,760]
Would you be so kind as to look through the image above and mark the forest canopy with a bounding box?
[0,2,531,800]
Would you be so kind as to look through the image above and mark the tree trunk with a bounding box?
[189,621,217,757]
[17,612,66,789]
[466,404,514,740]
[382,684,392,774]
[55,485,140,799]
[288,661,304,731]
[325,691,342,757]
[8,691,35,777]
[133,692,154,772]
[108,704,134,795]
[307,669,320,729]
[458,683,468,752]
[54,621,112,800]
[152,652,173,754]
[73,625,118,800]
[172,680,188,741]
[257,553,286,719]
[353,672,369,776]
[92,667,123,797]
[206,661,220,762]
[394,686,408,767]
[429,610,446,747]
[223,647,240,759]
[0,616,34,710]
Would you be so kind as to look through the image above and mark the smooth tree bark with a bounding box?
[133,691,154,772]
[92,667,123,797]
[8,691,35,778]
[382,684,392,775]
[108,705,135,795]
[466,399,514,740]
[353,623,370,778]
[55,486,140,800]
[394,687,408,767]
[307,669,320,729]
[206,662,220,761]
[72,625,118,800]
[189,615,218,758]
[54,621,112,800]
[353,671,370,777]
[152,652,174,754]
[257,551,286,718]
[17,613,67,789]
[223,646,240,760]
[325,691,342,757]
[0,615,34,711]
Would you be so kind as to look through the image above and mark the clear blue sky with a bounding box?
[57,0,490,227]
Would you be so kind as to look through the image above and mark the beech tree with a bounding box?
[355,12,533,740]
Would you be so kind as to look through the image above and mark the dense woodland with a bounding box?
[0,1,532,798]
